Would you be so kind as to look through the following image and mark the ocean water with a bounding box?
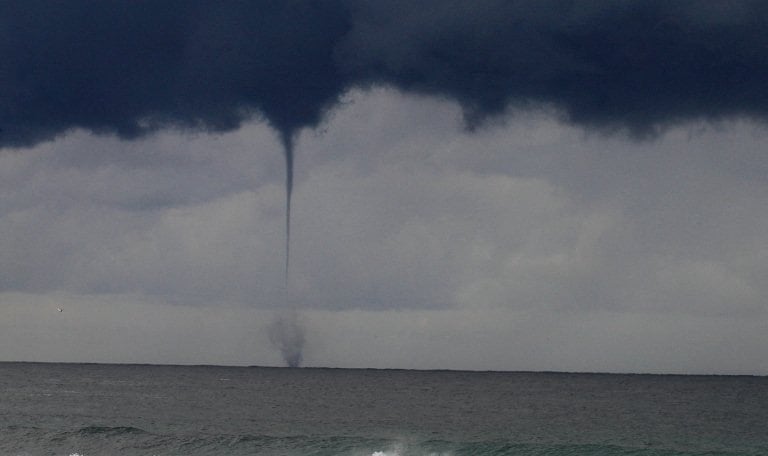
[1,363,766,456]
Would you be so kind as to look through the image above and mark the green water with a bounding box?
[1,363,766,455]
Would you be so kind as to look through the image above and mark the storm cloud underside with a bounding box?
[3,0,768,148]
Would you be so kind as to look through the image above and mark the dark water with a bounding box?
[1,363,766,455]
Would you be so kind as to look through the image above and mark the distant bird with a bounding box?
[57,308,63,312]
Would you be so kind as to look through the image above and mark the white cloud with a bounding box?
[1,89,767,372]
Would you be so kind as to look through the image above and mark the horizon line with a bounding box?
[0,359,765,378]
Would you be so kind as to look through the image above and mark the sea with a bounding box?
[1,363,766,456]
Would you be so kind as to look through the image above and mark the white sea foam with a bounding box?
[370,442,451,456]
[370,450,450,456]
[370,443,404,456]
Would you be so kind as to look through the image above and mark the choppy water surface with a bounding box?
[1,362,766,455]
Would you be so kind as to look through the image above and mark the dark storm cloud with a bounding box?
[0,0,350,147]
[340,0,768,134]
[2,0,768,148]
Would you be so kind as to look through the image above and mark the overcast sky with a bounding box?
[1,1,767,374]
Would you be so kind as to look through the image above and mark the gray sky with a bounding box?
[2,2,768,374]
[1,87,766,374]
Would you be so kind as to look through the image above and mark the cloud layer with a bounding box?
[3,0,768,147]
[0,88,767,372]
[2,89,766,315]
[2,2,768,372]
